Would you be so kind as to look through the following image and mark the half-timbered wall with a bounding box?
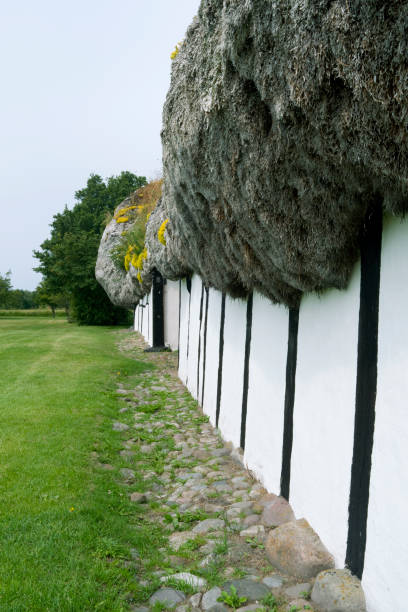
[135,214,408,612]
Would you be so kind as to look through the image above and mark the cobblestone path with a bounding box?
[112,332,316,612]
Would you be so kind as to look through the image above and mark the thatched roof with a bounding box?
[98,0,408,307]
[156,0,408,306]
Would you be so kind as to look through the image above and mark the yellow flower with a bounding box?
[131,253,139,269]
[170,42,182,60]
[114,205,137,219]
[116,216,129,223]
[131,246,148,270]
[158,219,169,246]
[137,271,142,283]
[69,507,75,512]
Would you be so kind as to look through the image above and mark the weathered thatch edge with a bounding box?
[156,0,408,307]
[95,199,152,309]
[98,0,408,308]
[95,197,189,309]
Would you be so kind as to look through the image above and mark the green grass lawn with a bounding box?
[0,317,152,611]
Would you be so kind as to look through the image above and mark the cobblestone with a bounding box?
[111,332,350,612]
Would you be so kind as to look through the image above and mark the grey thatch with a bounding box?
[158,0,408,306]
[98,0,408,308]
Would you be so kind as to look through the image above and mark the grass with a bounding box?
[0,309,66,317]
[0,317,293,612]
[0,317,156,611]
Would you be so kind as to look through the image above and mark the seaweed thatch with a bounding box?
[157,0,408,306]
[97,0,408,308]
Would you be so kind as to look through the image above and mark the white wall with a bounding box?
[185,276,203,399]
[363,216,408,612]
[142,292,151,344]
[290,264,360,567]
[164,280,180,351]
[196,287,207,406]
[133,305,140,331]
[202,289,222,426]
[178,279,190,385]
[135,297,141,333]
[134,290,153,347]
[218,295,247,448]
[147,288,153,346]
[244,294,288,494]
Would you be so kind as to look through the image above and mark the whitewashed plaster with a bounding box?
[196,287,207,406]
[364,215,408,612]
[218,295,247,448]
[135,302,139,332]
[147,288,153,346]
[185,276,203,399]
[141,218,408,612]
[244,294,288,494]
[139,295,145,343]
[178,279,190,385]
[135,291,153,347]
[290,264,360,568]
[201,289,222,426]
[164,280,180,351]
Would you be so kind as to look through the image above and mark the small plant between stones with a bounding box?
[217,585,247,608]
[245,536,265,549]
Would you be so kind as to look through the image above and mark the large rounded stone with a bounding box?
[260,496,295,528]
[311,569,366,612]
[265,518,334,580]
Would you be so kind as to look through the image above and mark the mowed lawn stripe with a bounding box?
[0,318,151,611]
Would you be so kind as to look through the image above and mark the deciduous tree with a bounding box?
[34,172,146,324]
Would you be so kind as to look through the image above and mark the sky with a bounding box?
[0,0,201,290]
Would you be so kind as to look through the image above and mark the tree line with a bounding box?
[0,271,37,310]
[33,171,147,324]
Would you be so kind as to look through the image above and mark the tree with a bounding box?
[34,171,147,325]
[34,279,66,317]
[0,272,37,309]
[0,271,12,308]
[7,289,36,310]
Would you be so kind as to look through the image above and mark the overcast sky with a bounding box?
[0,0,201,290]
